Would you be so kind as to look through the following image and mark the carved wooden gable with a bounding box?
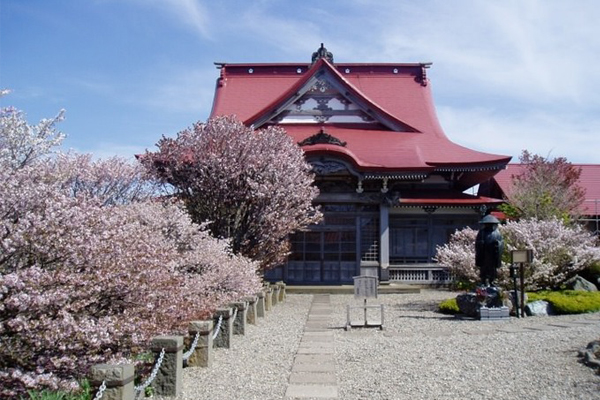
[249,60,416,133]
[270,73,377,125]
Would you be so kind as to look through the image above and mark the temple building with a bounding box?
[209,45,511,285]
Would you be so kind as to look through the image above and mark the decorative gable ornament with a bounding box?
[298,128,347,147]
[311,43,334,64]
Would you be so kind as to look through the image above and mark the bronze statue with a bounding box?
[475,214,503,286]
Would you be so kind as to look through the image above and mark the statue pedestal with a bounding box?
[479,306,510,321]
[456,285,511,320]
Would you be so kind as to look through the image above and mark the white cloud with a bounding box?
[437,105,600,164]
[136,67,215,116]
[128,0,211,39]
[65,66,214,116]
[70,143,148,161]
[337,0,600,109]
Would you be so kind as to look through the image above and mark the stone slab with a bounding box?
[297,347,335,354]
[308,317,331,322]
[289,372,337,384]
[293,362,336,372]
[305,322,329,329]
[310,310,333,315]
[298,343,334,350]
[303,331,334,337]
[295,354,335,364]
[304,327,330,333]
[301,336,333,343]
[285,384,338,398]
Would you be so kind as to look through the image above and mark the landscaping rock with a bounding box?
[456,293,480,318]
[579,340,600,369]
[564,275,598,292]
[525,300,554,316]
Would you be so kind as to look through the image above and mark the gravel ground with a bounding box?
[156,290,600,400]
[160,294,312,400]
[332,290,600,400]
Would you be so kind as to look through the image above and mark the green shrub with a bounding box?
[439,298,460,314]
[526,290,600,314]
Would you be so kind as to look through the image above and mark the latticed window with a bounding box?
[360,215,379,262]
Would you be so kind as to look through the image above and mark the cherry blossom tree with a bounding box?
[0,105,262,396]
[501,150,586,222]
[435,218,600,290]
[140,116,322,270]
[0,102,65,169]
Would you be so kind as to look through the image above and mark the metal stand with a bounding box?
[345,276,384,331]
[510,264,521,318]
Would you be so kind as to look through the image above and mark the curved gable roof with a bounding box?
[244,58,419,132]
[209,54,511,185]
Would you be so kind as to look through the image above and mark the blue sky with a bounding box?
[2,0,600,163]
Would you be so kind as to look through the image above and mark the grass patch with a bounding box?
[26,380,92,400]
[438,290,600,315]
[526,290,600,314]
[438,297,460,314]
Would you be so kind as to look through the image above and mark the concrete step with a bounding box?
[286,284,420,295]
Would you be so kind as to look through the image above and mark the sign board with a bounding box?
[353,275,378,299]
[511,249,533,263]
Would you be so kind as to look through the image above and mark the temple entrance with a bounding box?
[287,228,357,284]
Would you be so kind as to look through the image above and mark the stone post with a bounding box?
[243,295,258,325]
[213,307,233,348]
[187,320,214,367]
[256,291,266,318]
[150,336,183,397]
[265,287,273,311]
[90,364,135,400]
[276,281,286,302]
[230,301,248,335]
[271,284,280,306]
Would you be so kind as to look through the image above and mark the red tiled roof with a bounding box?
[210,58,511,186]
[489,164,600,215]
[398,190,504,207]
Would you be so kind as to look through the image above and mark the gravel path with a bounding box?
[156,290,600,400]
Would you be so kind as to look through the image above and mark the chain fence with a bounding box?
[134,347,165,398]
[92,380,106,400]
[182,331,200,361]
[212,314,223,340]
[91,302,254,398]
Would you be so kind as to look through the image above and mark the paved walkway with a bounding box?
[285,294,338,399]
